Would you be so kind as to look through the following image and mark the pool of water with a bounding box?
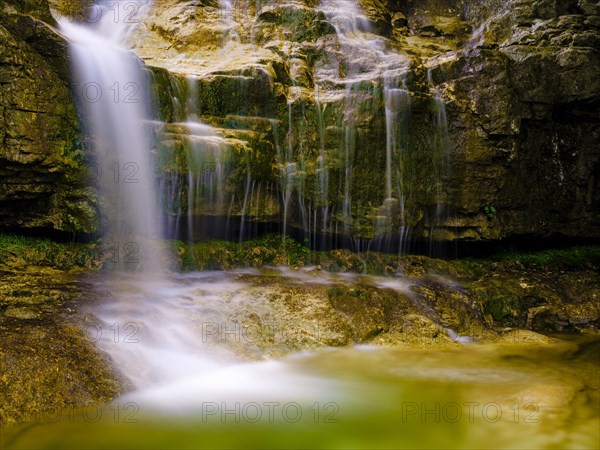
[2,270,598,449]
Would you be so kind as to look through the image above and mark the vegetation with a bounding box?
[0,234,100,270]
[2,232,598,275]
[495,245,600,271]
[177,234,314,271]
[482,204,496,220]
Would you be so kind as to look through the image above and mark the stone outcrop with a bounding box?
[429,0,600,240]
[0,0,97,233]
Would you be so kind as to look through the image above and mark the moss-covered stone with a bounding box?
[0,4,97,234]
[2,0,599,241]
[1,233,598,424]
[0,263,122,426]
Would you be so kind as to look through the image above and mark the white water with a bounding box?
[316,0,410,248]
[10,5,595,448]
[58,0,458,416]
[60,2,347,411]
[218,0,240,44]
[156,74,230,241]
[318,0,407,84]
[60,1,161,270]
[378,84,410,250]
[86,270,353,411]
[183,76,227,240]
[426,68,451,247]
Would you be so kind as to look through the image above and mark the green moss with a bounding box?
[482,204,497,220]
[176,234,313,271]
[0,319,122,426]
[0,265,123,426]
[495,246,600,270]
[0,234,101,270]
[50,0,95,21]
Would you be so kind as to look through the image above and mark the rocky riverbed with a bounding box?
[1,235,598,426]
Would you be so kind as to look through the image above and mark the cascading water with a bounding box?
[314,85,330,242]
[426,67,451,254]
[180,76,228,241]
[60,1,161,271]
[156,73,231,242]
[316,0,409,254]
[60,3,454,384]
[218,0,240,44]
[59,0,341,406]
[2,4,597,447]
[377,80,411,256]
[56,0,461,414]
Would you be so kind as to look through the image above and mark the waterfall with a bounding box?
[57,3,330,398]
[317,0,409,253]
[427,68,451,253]
[154,73,230,242]
[313,84,332,248]
[378,81,411,257]
[384,84,410,202]
[60,1,161,271]
[218,0,240,44]
[179,76,227,241]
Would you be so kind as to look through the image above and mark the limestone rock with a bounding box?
[0,8,97,233]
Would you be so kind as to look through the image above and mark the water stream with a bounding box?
[60,1,161,271]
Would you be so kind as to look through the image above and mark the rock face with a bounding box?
[431,0,600,240]
[133,0,599,242]
[0,264,122,426]
[0,0,96,234]
[0,0,598,242]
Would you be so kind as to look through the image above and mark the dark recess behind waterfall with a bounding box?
[2,219,598,259]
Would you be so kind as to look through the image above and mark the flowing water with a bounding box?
[3,267,599,449]
[11,3,595,449]
[60,1,161,271]
[426,67,451,255]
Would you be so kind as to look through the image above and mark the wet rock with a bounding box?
[137,0,598,241]
[0,4,97,233]
[1,238,598,424]
[1,0,598,240]
[47,0,94,21]
[494,329,555,344]
[0,267,122,425]
[0,0,55,23]
[327,283,408,341]
[418,25,443,37]
[377,314,458,348]
[391,11,408,28]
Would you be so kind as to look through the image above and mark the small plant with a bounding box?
[482,204,496,220]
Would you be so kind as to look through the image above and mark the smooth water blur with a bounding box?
[59,2,162,271]
[2,270,598,449]
[2,339,598,449]
[42,3,598,449]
